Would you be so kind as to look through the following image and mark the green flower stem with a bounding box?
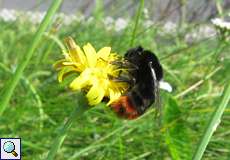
[47,92,89,160]
[130,0,145,47]
[0,0,63,116]
[192,83,230,160]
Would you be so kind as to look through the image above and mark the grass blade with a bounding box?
[130,0,145,47]
[192,83,230,160]
[0,0,63,116]
[163,97,192,160]
[46,92,89,160]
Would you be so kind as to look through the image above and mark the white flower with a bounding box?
[163,21,177,33]
[63,14,77,25]
[199,25,216,36]
[56,13,84,25]
[0,9,85,25]
[185,25,216,43]
[185,32,198,43]
[86,17,94,23]
[25,11,46,24]
[103,16,114,30]
[0,8,17,21]
[104,16,114,25]
[159,81,172,92]
[143,8,149,19]
[211,18,230,30]
[115,18,128,32]
[143,20,154,28]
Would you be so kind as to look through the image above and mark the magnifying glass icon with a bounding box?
[3,141,18,157]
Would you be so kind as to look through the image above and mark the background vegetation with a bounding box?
[0,0,229,159]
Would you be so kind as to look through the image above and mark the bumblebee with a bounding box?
[110,46,171,119]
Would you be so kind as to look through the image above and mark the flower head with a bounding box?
[54,37,128,106]
[115,18,128,32]
[211,18,230,30]
[211,18,230,41]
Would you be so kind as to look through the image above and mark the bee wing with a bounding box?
[148,62,162,120]
[154,81,162,119]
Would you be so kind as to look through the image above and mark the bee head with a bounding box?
[125,46,163,81]
[124,46,143,64]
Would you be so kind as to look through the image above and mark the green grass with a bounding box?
[193,83,230,160]
[0,1,229,160]
[0,0,63,115]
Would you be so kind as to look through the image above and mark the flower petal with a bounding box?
[69,70,91,90]
[53,59,67,69]
[86,83,105,105]
[83,43,97,67]
[65,37,87,70]
[107,89,121,105]
[62,62,82,72]
[58,66,77,82]
[97,47,111,60]
[54,37,130,106]
[159,81,172,92]
[70,46,87,68]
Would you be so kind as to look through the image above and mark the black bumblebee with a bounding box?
[110,46,170,119]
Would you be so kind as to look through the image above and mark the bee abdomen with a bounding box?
[128,87,153,115]
[110,96,139,119]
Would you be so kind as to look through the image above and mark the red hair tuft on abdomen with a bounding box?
[110,96,139,119]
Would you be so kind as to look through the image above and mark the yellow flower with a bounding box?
[54,37,128,106]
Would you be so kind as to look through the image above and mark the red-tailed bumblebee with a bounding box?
[110,46,171,119]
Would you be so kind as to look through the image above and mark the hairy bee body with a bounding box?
[111,46,163,119]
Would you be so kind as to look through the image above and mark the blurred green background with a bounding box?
[0,0,229,160]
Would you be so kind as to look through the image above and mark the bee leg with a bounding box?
[99,57,108,62]
[108,75,136,85]
[110,60,138,70]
